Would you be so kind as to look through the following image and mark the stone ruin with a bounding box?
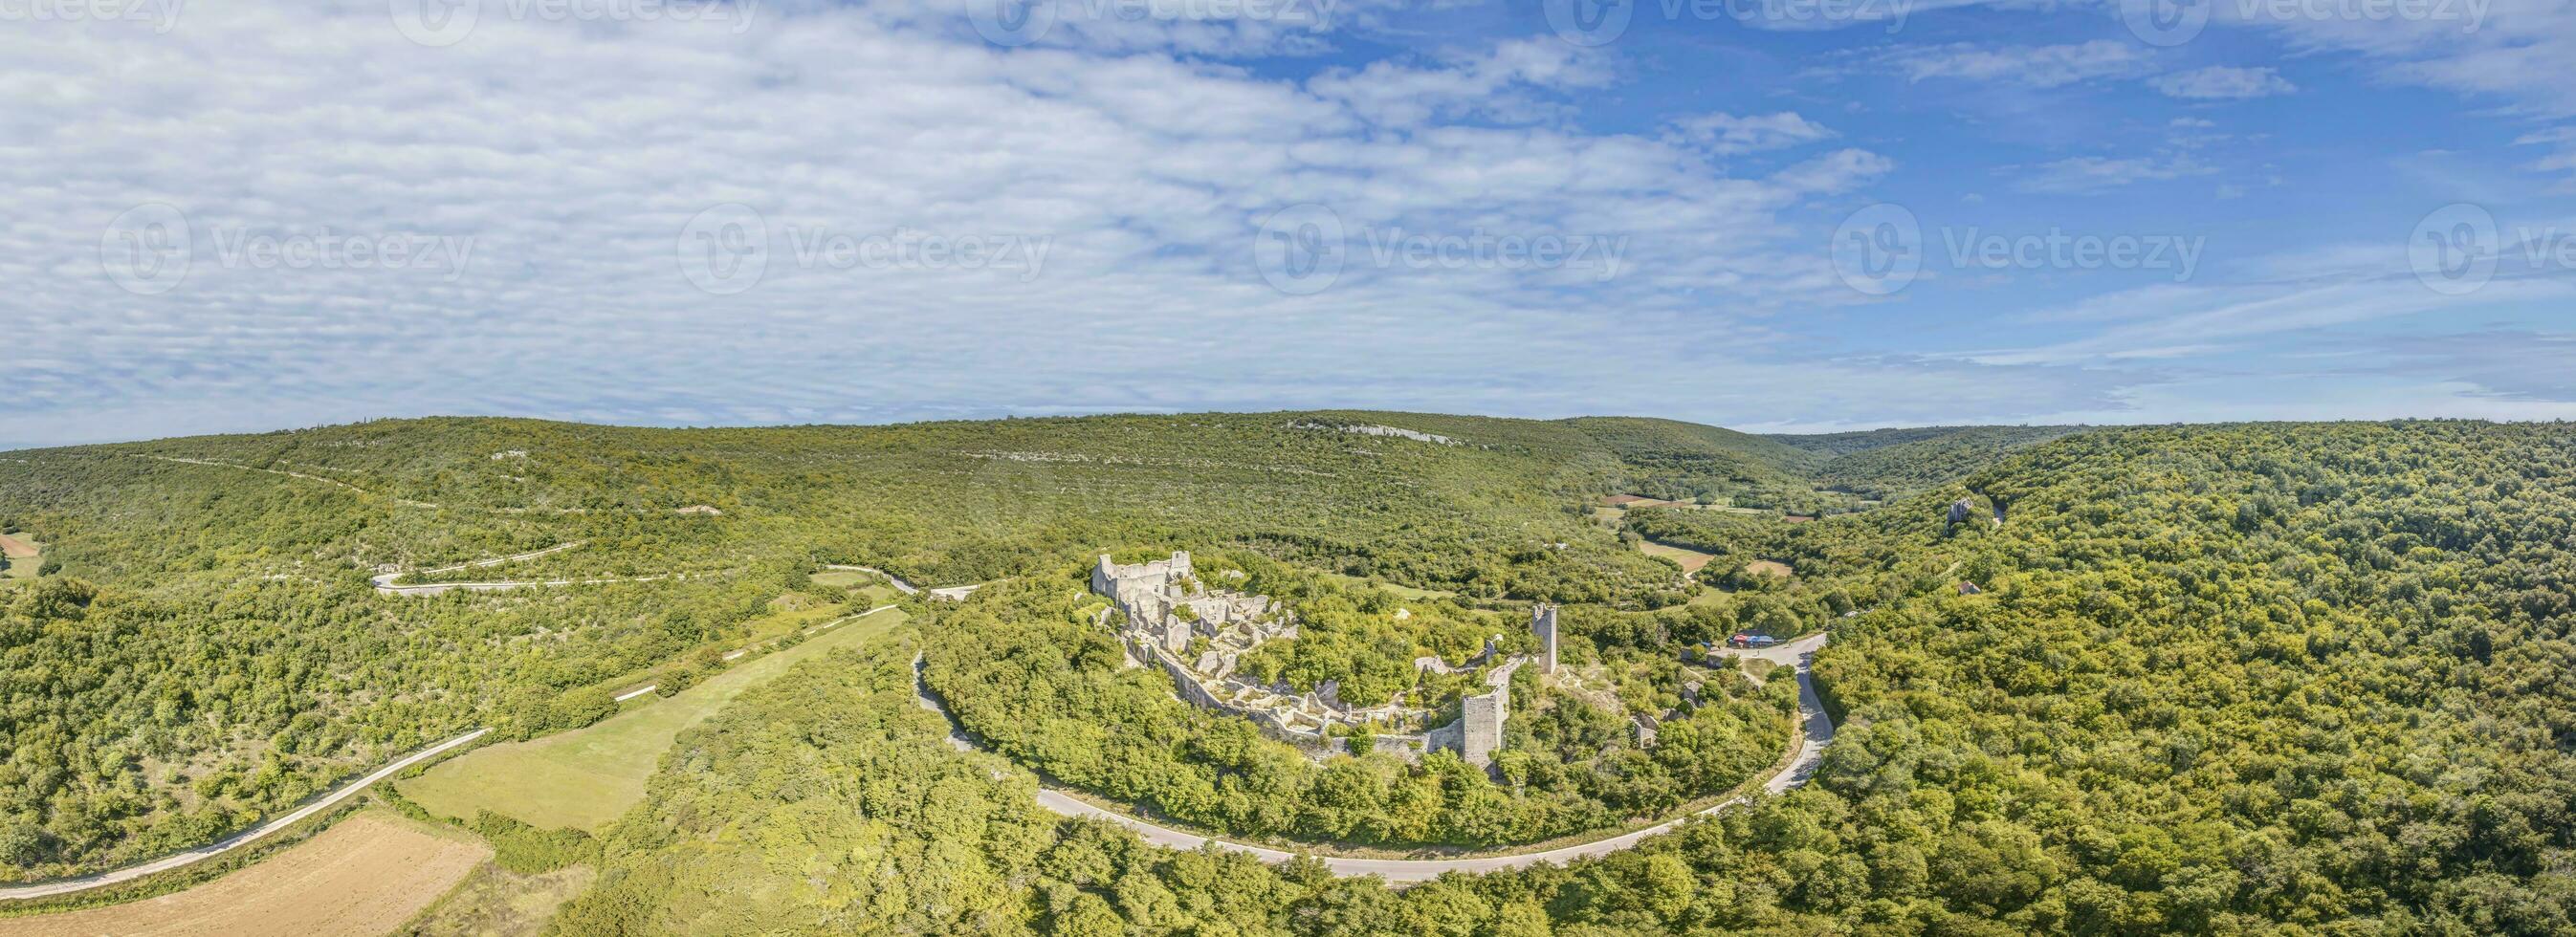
[1091,552,1556,770]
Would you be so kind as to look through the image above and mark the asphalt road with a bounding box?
[0,729,492,902]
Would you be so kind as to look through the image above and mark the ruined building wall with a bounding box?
[1094,550,1559,772]
[1531,603,1557,674]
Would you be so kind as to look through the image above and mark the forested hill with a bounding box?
[19,413,2576,934]
[0,409,1838,877]
[1767,425,2091,501]
[2,410,1837,603]
[1706,420,2576,933]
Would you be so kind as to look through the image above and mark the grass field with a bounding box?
[1636,538,1716,573]
[809,568,874,589]
[397,861,595,936]
[1741,560,1794,578]
[0,534,40,582]
[0,811,486,937]
[398,606,906,832]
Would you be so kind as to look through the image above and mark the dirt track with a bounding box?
[0,815,488,937]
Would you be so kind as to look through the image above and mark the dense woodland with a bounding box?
[7,414,2576,934]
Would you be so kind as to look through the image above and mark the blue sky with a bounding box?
[3,0,2573,448]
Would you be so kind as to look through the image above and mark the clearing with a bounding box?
[0,534,39,581]
[809,568,877,589]
[397,861,595,936]
[0,811,486,937]
[1636,538,1716,574]
[398,606,907,832]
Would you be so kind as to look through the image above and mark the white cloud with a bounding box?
[2009,155,2214,194]
[2152,66,2297,99]
[1876,40,2155,89]
[1664,112,1837,156]
[1305,37,1613,127]
[0,2,2007,446]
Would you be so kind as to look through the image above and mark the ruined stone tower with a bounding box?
[1531,603,1558,673]
[1457,658,1519,769]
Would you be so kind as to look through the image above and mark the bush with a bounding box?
[471,810,595,873]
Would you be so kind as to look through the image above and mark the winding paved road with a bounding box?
[822,564,982,600]
[0,729,493,902]
[914,632,1834,883]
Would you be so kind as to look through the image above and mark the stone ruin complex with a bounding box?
[1091,552,1557,770]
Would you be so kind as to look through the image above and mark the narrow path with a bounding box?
[0,729,492,902]
[371,572,694,598]
[139,455,651,516]
[914,634,1835,883]
[368,542,587,594]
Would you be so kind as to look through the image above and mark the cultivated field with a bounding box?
[397,606,906,832]
[0,812,487,937]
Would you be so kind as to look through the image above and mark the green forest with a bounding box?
[6,414,2576,934]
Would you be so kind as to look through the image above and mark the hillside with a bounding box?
[0,410,1797,879]
[1561,416,1840,512]
[11,415,2573,936]
[1770,425,2090,500]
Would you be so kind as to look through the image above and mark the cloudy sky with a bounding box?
[4,0,2573,447]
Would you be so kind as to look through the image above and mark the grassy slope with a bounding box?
[396,607,905,832]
